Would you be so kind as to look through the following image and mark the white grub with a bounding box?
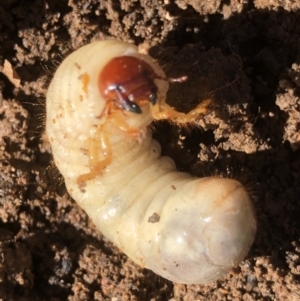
[46,40,256,284]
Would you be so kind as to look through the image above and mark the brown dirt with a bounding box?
[1,0,300,300]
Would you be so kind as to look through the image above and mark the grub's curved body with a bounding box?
[46,40,256,284]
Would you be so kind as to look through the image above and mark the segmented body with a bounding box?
[46,40,256,284]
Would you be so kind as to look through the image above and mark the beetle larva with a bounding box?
[46,40,256,284]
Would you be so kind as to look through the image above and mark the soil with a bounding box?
[0,0,300,300]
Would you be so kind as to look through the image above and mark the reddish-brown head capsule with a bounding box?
[98,56,158,114]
